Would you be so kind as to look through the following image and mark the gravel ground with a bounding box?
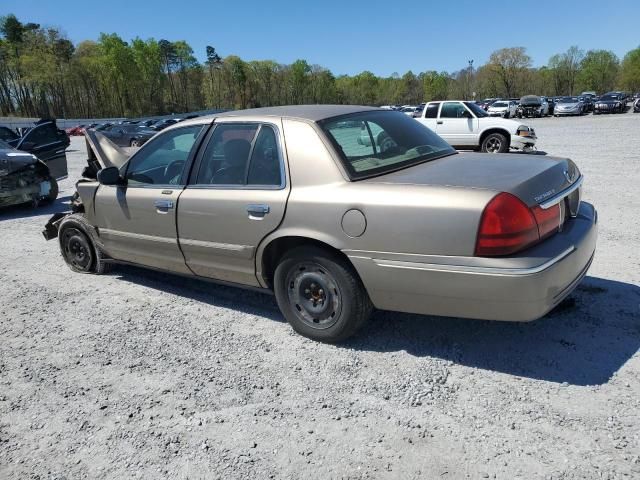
[1,111,639,480]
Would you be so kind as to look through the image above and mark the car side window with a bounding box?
[125,125,203,186]
[0,126,19,142]
[247,126,282,186]
[424,103,440,118]
[440,102,468,118]
[195,124,259,185]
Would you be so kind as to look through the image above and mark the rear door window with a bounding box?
[424,103,440,118]
[194,123,283,187]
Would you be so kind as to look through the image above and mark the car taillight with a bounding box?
[532,203,561,240]
[475,193,560,257]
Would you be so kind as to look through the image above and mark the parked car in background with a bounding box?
[417,100,536,153]
[545,97,556,115]
[593,93,625,114]
[633,97,640,113]
[399,106,419,116]
[478,98,497,110]
[0,138,59,208]
[487,100,517,118]
[44,105,595,343]
[65,124,86,136]
[98,124,157,147]
[517,96,545,118]
[578,95,594,112]
[151,118,179,131]
[0,119,69,179]
[554,97,585,116]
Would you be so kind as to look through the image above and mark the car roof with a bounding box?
[177,105,380,127]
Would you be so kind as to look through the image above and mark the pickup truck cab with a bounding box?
[416,100,537,153]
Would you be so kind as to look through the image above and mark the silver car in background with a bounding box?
[554,97,585,116]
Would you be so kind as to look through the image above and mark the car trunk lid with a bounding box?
[364,151,581,208]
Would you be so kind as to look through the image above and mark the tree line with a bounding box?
[1,13,639,119]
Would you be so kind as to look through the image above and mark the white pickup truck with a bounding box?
[416,100,537,153]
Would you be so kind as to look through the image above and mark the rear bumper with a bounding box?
[347,202,597,322]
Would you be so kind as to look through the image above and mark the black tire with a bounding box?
[273,246,373,343]
[480,132,509,153]
[40,177,58,205]
[58,213,112,274]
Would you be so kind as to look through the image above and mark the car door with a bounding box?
[92,124,207,274]
[417,102,440,132]
[435,102,476,146]
[177,120,289,287]
[16,121,69,179]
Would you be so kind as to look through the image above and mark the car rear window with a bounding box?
[319,110,455,180]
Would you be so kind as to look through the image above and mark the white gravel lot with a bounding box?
[1,111,639,480]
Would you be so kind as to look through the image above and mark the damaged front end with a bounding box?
[42,129,130,240]
[0,150,55,209]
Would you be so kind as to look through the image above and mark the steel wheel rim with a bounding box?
[486,137,502,153]
[286,262,341,330]
[62,228,93,271]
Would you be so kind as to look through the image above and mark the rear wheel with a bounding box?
[274,246,372,343]
[481,132,509,153]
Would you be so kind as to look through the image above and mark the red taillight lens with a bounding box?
[532,204,561,240]
[475,193,540,256]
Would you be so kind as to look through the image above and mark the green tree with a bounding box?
[620,46,640,92]
[576,50,619,94]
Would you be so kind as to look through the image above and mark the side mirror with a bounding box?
[97,166,123,186]
[461,110,472,119]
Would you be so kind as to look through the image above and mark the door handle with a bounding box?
[246,204,270,220]
[154,199,174,213]
[436,120,443,124]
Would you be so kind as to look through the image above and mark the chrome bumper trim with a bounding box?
[370,246,576,276]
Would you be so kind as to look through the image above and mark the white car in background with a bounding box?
[399,105,419,116]
[416,100,537,153]
[487,100,517,118]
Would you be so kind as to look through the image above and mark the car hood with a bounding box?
[0,148,39,176]
[84,129,130,170]
[364,152,579,207]
[557,102,581,108]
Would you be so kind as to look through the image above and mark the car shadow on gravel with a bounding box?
[346,276,640,386]
[112,264,284,321]
[0,195,72,222]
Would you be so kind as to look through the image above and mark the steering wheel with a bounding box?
[164,160,185,184]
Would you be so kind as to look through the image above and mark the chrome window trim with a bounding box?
[539,175,583,209]
[188,121,287,191]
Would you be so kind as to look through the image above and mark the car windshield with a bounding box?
[320,110,456,180]
[559,97,578,103]
[463,102,488,117]
[492,102,508,107]
[600,95,617,100]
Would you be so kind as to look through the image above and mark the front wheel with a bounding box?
[481,132,509,153]
[274,246,373,342]
[58,214,112,274]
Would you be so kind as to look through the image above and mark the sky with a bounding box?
[2,0,639,76]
